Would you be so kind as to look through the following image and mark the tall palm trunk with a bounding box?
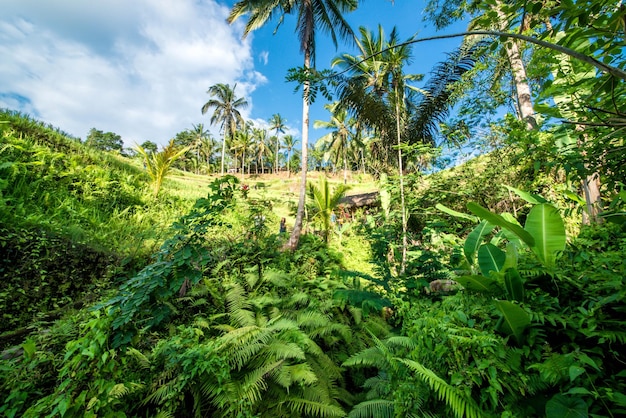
[221,138,227,176]
[343,146,348,184]
[285,49,311,251]
[241,149,246,181]
[394,85,407,274]
[287,150,291,178]
[276,137,280,174]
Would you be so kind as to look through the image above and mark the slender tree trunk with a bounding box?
[361,148,366,175]
[285,49,311,251]
[241,150,245,181]
[287,150,291,178]
[276,137,279,174]
[220,137,226,176]
[496,6,537,130]
[395,91,408,274]
[343,146,347,185]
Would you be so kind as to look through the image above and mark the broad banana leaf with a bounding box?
[464,220,495,265]
[504,185,549,204]
[524,204,566,268]
[504,268,525,302]
[435,203,479,222]
[477,244,506,277]
[467,202,535,248]
[495,300,530,344]
[455,275,501,294]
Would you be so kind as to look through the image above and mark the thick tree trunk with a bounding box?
[582,173,602,224]
[285,49,311,251]
[577,127,603,224]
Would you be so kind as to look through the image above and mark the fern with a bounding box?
[347,399,395,418]
[398,358,485,418]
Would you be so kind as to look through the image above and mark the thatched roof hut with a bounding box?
[338,191,379,209]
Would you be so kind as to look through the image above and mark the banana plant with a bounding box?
[438,186,567,343]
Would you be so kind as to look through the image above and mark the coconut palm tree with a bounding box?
[269,113,287,174]
[334,26,421,273]
[252,127,270,174]
[201,83,248,176]
[199,135,218,173]
[282,134,297,178]
[228,0,359,250]
[233,127,254,180]
[190,123,210,174]
[314,102,354,184]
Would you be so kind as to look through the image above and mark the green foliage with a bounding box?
[85,128,123,153]
[0,109,190,256]
[307,175,351,242]
[0,226,120,335]
[136,140,190,197]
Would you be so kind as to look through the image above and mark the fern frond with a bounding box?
[284,397,346,417]
[264,269,291,288]
[398,358,485,418]
[126,347,150,369]
[264,340,307,362]
[275,362,318,388]
[343,346,391,369]
[348,399,394,418]
[288,291,312,308]
[108,383,130,399]
[153,410,175,418]
[143,381,178,406]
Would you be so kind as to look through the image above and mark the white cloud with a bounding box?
[0,0,265,146]
[259,51,269,65]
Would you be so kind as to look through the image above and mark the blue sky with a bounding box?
[1,0,469,148]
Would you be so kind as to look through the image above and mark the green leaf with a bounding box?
[435,203,478,222]
[467,202,535,248]
[494,300,530,344]
[568,365,585,382]
[502,241,519,271]
[504,185,549,204]
[455,275,501,294]
[477,244,506,277]
[545,394,588,418]
[464,220,495,265]
[524,204,566,268]
[504,268,525,302]
[21,338,36,359]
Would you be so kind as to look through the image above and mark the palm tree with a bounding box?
[199,135,218,173]
[252,127,270,174]
[228,0,359,250]
[282,134,297,178]
[201,83,248,176]
[314,102,353,184]
[307,175,350,242]
[136,140,190,197]
[335,26,421,273]
[269,113,287,174]
[190,123,210,174]
[233,127,253,180]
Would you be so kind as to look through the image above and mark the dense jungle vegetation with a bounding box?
[2,0,626,416]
